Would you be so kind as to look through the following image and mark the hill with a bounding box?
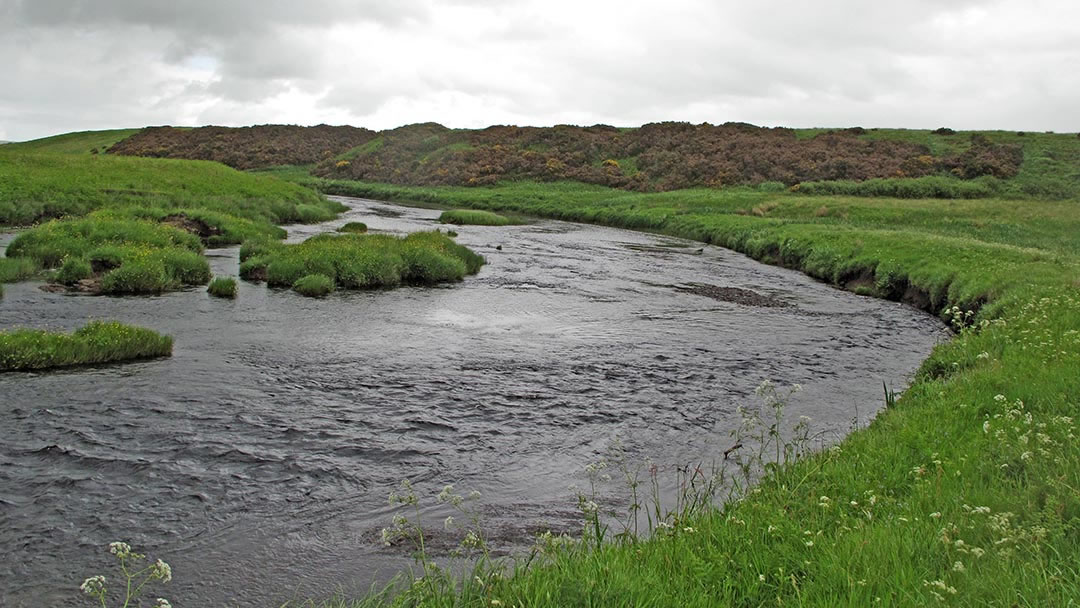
[108,124,377,170]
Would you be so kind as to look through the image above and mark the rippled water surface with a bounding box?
[0,198,946,606]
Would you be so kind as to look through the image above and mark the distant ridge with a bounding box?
[108,122,1025,193]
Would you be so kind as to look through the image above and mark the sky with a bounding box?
[1,0,1078,142]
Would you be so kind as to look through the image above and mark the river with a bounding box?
[0,197,946,606]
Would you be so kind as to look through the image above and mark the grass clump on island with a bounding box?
[438,209,518,226]
[292,273,335,297]
[5,212,211,294]
[0,321,173,372]
[239,231,484,296]
[207,276,237,299]
[285,176,1080,606]
[337,221,368,233]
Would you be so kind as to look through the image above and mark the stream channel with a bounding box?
[0,196,947,606]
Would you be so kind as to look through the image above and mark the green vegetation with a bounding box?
[6,212,210,294]
[438,209,517,226]
[337,221,368,233]
[0,321,173,371]
[240,231,484,292]
[292,273,335,297]
[0,144,339,226]
[286,176,1080,607]
[2,128,140,155]
[0,256,40,283]
[207,276,237,299]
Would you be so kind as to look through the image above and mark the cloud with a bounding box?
[1,0,1078,140]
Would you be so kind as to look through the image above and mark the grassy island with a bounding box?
[0,321,173,371]
[438,209,517,226]
[240,231,483,296]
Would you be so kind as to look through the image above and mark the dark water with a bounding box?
[0,198,946,607]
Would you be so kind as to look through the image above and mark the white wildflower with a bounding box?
[151,559,172,583]
[155,599,172,608]
[953,561,965,572]
[80,575,106,595]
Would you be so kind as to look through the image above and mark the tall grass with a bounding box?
[0,321,173,371]
[242,231,484,293]
[207,276,237,299]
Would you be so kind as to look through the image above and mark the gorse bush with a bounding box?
[0,321,172,371]
[438,209,517,226]
[207,276,237,299]
[242,231,484,292]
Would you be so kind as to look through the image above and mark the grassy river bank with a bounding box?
[281,176,1080,607]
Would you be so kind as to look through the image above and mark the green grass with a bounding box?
[0,145,341,226]
[2,129,141,155]
[438,209,518,226]
[0,321,173,371]
[292,273,335,297]
[241,231,484,291]
[0,256,41,283]
[337,221,369,234]
[207,276,237,299]
[285,177,1080,607]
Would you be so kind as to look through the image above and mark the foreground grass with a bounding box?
[284,178,1080,607]
[240,231,484,295]
[0,321,173,371]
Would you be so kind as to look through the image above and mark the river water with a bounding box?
[0,197,946,606]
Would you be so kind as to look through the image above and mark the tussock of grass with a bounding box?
[292,273,335,297]
[207,276,237,299]
[0,321,173,371]
[438,209,516,226]
[55,257,92,284]
[0,256,40,283]
[242,231,484,291]
[337,221,368,233]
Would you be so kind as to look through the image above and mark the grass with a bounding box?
[282,177,1080,607]
[0,321,173,371]
[0,145,342,227]
[240,231,484,292]
[337,221,368,233]
[438,209,518,226]
[2,129,141,155]
[5,212,211,294]
[207,276,237,299]
[292,273,335,297]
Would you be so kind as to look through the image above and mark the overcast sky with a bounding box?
[1,0,1077,141]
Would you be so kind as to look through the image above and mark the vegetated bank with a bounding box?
[0,321,172,371]
[238,231,484,297]
[285,173,1080,605]
[0,139,346,295]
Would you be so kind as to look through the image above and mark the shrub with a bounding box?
[0,320,172,371]
[337,221,368,233]
[292,273,335,297]
[207,276,237,299]
[56,257,93,285]
[439,209,516,226]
